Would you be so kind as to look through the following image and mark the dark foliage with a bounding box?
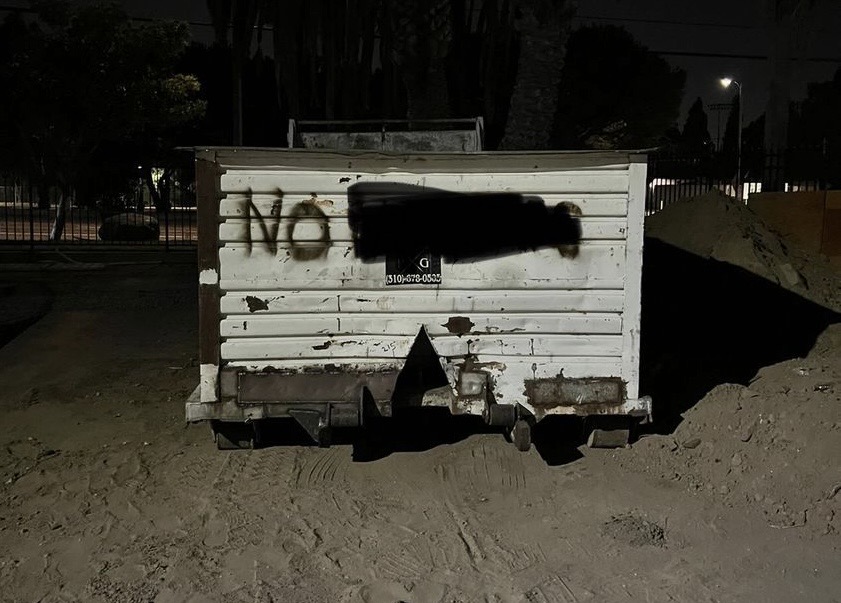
[551,25,685,150]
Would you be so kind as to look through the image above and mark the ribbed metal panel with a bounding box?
[210,152,646,414]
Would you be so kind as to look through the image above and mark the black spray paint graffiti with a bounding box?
[347,182,582,263]
[286,199,331,261]
[243,188,283,256]
[242,188,331,260]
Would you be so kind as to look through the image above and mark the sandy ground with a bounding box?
[1,254,840,603]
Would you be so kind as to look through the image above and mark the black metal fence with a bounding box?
[645,146,836,215]
[0,165,197,248]
[1,148,836,247]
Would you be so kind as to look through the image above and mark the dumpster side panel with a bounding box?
[621,161,647,401]
[191,151,648,422]
[195,154,222,408]
[209,154,643,418]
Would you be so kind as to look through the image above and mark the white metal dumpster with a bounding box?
[190,148,650,450]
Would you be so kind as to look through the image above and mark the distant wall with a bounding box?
[748,191,841,267]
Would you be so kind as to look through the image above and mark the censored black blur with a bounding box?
[347,182,582,262]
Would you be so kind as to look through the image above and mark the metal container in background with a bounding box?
[288,118,484,152]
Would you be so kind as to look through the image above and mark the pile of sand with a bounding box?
[628,194,841,536]
[646,190,841,313]
[620,324,841,537]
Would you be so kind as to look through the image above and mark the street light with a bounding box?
[720,77,743,201]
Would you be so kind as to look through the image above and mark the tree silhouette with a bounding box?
[389,0,454,119]
[765,0,821,153]
[551,25,685,149]
[788,67,841,187]
[791,67,841,149]
[204,0,260,144]
[681,98,714,158]
[720,92,741,180]
[202,1,537,147]
[0,1,204,239]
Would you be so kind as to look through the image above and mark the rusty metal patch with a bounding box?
[557,202,582,259]
[237,370,399,405]
[442,316,474,335]
[525,376,625,408]
[245,295,269,312]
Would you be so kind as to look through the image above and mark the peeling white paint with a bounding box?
[220,170,630,195]
[218,244,627,291]
[218,216,627,243]
[200,364,219,403]
[199,268,219,285]
[209,153,648,419]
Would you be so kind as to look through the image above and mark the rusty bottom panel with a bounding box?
[525,376,626,408]
[187,399,360,422]
[236,370,399,405]
[537,402,650,419]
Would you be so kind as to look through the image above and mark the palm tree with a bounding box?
[499,0,574,150]
[387,0,453,119]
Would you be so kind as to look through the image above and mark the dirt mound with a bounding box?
[601,514,666,547]
[646,190,841,312]
[621,324,841,537]
[632,191,841,537]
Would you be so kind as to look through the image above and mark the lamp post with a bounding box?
[720,77,743,201]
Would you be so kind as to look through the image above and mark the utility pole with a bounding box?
[720,78,743,201]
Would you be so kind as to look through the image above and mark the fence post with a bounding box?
[28,180,35,251]
[820,139,828,191]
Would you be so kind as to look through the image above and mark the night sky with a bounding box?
[572,0,841,126]
[3,0,841,129]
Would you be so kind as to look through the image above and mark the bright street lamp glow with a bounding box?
[720,77,733,88]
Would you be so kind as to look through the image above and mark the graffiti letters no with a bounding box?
[242,188,331,260]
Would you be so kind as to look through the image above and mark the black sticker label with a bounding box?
[385,251,442,286]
